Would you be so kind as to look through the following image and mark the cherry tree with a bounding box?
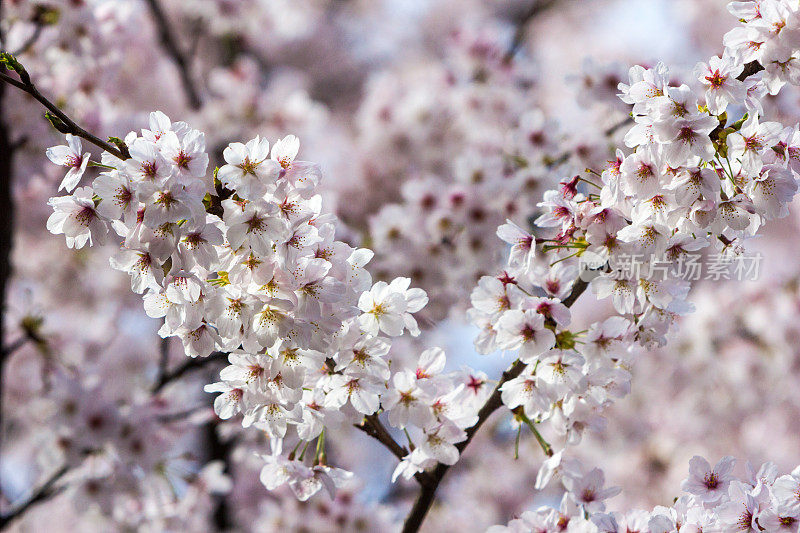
[1,0,800,532]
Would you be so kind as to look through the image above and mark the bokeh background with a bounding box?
[1,0,799,530]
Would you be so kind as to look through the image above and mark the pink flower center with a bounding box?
[703,472,719,489]
[705,69,727,89]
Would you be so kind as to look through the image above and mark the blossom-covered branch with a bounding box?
[3,0,800,530]
[0,53,128,160]
[489,454,800,532]
[402,277,589,532]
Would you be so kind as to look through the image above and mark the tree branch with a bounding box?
[0,336,27,360]
[0,60,16,486]
[11,24,43,57]
[1,344,225,526]
[156,337,170,388]
[0,67,128,160]
[0,465,69,529]
[503,0,560,64]
[401,278,589,533]
[604,116,633,137]
[143,0,202,110]
[354,414,408,460]
[736,60,764,81]
[354,414,434,487]
[151,351,227,394]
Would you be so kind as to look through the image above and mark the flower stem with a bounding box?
[516,408,554,457]
[314,429,326,465]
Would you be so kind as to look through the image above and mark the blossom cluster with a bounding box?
[572,271,800,509]
[6,0,799,529]
[490,455,800,533]
[724,0,800,94]
[44,110,498,500]
[468,0,800,476]
[39,369,232,526]
[355,24,617,319]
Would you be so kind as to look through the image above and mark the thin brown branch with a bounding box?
[0,337,27,360]
[503,0,560,64]
[401,278,589,533]
[335,366,434,485]
[604,116,633,137]
[157,405,208,423]
[0,69,127,160]
[156,337,170,387]
[0,64,16,478]
[355,414,408,460]
[151,351,228,394]
[143,0,202,110]
[11,24,43,57]
[736,60,764,82]
[0,465,69,529]
[354,414,433,487]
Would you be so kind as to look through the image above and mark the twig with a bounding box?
[151,351,228,394]
[354,415,434,487]
[0,465,69,529]
[604,116,633,137]
[354,414,408,461]
[157,337,170,387]
[736,60,764,82]
[515,407,553,457]
[157,405,208,423]
[0,68,127,160]
[353,413,434,486]
[0,337,27,360]
[0,67,15,476]
[503,0,560,64]
[709,61,764,142]
[11,24,43,57]
[400,278,589,533]
[143,0,202,110]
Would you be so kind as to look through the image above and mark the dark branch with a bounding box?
[354,414,433,487]
[604,116,633,137]
[355,414,408,460]
[0,69,127,160]
[0,465,69,529]
[0,337,27,360]
[0,62,16,488]
[561,278,588,307]
[736,60,764,82]
[11,25,43,57]
[503,0,559,64]
[401,277,590,533]
[143,0,202,110]
[156,337,170,388]
[151,351,227,394]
